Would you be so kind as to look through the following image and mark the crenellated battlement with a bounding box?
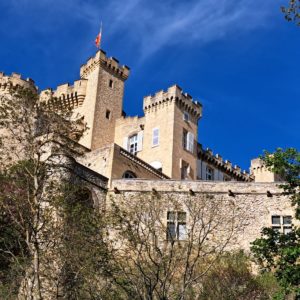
[39,79,87,110]
[197,144,251,181]
[143,84,202,119]
[0,72,37,94]
[80,49,130,80]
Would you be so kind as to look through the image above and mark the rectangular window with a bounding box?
[183,111,190,122]
[181,165,188,180]
[183,130,194,153]
[129,134,138,155]
[187,132,194,153]
[167,211,187,241]
[109,79,113,88]
[152,128,159,147]
[206,166,214,180]
[183,129,188,149]
[106,109,111,119]
[271,215,292,234]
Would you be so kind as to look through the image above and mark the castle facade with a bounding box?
[0,50,295,252]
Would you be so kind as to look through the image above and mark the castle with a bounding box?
[0,50,294,251]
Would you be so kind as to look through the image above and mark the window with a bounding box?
[206,166,214,180]
[106,109,111,119]
[187,132,194,153]
[181,165,188,180]
[152,128,159,147]
[271,215,292,234]
[183,111,190,122]
[109,79,113,88]
[129,134,138,155]
[122,170,137,179]
[183,130,194,153]
[183,129,188,149]
[167,211,187,241]
[123,132,143,154]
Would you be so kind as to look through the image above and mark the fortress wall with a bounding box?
[109,179,295,251]
[0,72,37,93]
[39,79,88,110]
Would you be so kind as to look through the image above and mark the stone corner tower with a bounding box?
[142,84,202,179]
[79,50,130,150]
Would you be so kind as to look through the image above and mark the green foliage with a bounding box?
[252,227,300,296]
[263,148,300,219]
[59,186,111,299]
[200,251,280,300]
[252,148,300,297]
[282,0,300,26]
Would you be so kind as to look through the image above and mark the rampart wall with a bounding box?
[109,179,295,251]
[0,72,37,93]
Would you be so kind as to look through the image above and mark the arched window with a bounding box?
[122,170,137,179]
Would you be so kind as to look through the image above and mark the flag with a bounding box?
[95,23,102,49]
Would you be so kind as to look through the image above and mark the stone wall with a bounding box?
[0,72,37,94]
[140,85,202,179]
[78,143,169,186]
[109,179,296,251]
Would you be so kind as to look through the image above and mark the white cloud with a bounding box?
[3,0,276,60]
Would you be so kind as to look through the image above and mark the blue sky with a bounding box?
[0,0,299,171]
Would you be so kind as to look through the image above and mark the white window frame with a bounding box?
[152,127,159,147]
[167,211,187,241]
[271,215,292,234]
[129,134,138,155]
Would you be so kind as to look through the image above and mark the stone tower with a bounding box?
[250,158,283,182]
[78,50,130,150]
[141,85,202,179]
[39,50,130,150]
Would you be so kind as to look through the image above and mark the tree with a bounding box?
[251,148,300,298]
[104,192,239,299]
[282,0,300,26]
[199,251,280,300]
[0,84,89,298]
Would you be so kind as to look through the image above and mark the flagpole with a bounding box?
[99,22,102,50]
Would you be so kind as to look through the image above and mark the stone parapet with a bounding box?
[143,85,202,119]
[80,49,130,80]
[110,178,284,194]
[0,72,37,93]
[39,79,88,110]
[197,144,252,181]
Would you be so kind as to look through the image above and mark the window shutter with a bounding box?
[137,131,143,152]
[152,128,159,146]
[187,164,191,175]
[190,133,194,153]
[187,132,194,153]
[123,137,129,150]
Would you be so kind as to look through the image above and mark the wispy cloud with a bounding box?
[3,0,276,60]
